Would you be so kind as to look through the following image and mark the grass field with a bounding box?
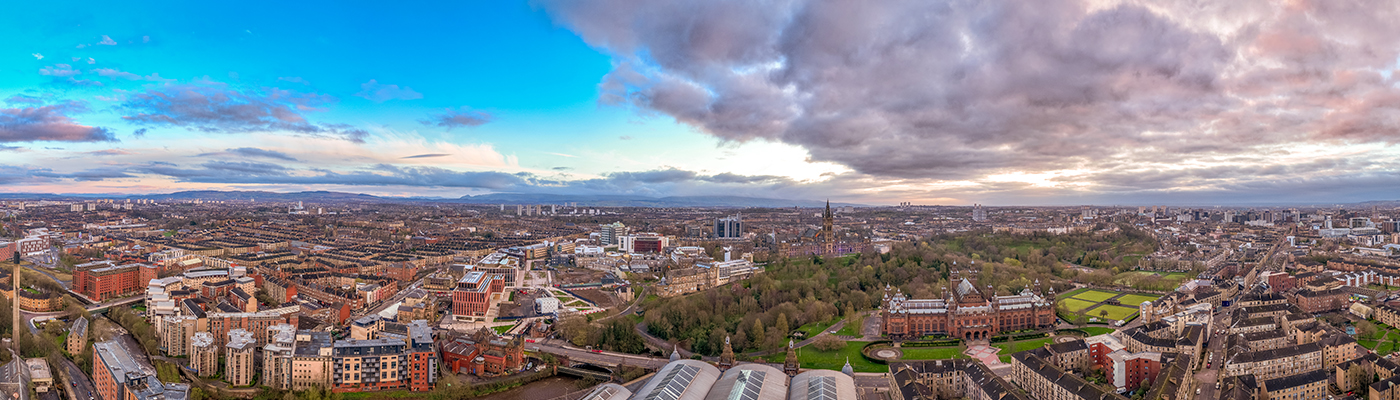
[768,342,887,373]
[1059,298,1099,313]
[1071,290,1119,302]
[1081,327,1115,336]
[797,319,838,338]
[492,325,514,335]
[1086,305,1138,321]
[993,337,1055,355]
[835,318,862,336]
[899,346,967,360]
[1116,294,1159,306]
[1059,287,1091,299]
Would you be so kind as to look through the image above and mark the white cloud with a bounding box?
[354,79,423,102]
[98,35,117,45]
[31,53,42,60]
[86,58,95,64]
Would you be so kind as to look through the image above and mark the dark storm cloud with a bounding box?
[419,108,492,130]
[197,147,300,161]
[120,83,368,142]
[539,0,1400,188]
[0,101,117,143]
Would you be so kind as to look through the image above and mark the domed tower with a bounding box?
[670,345,680,362]
[841,357,854,377]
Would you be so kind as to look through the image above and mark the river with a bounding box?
[475,376,588,400]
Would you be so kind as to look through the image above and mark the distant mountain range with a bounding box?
[0,190,861,208]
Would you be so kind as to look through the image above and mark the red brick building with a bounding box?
[1260,271,1297,292]
[74,263,151,302]
[451,272,504,321]
[1290,288,1347,314]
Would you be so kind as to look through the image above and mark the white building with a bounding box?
[536,297,560,314]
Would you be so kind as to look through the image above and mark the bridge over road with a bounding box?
[528,339,670,370]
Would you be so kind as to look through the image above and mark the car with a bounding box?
[592,349,603,353]
[1196,388,1201,394]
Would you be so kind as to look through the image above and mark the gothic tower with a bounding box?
[822,200,835,255]
[784,339,800,377]
[719,336,735,371]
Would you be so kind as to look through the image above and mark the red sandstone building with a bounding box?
[440,328,525,377]
[881,277,1055,340]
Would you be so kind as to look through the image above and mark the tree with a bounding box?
[1099,309,1109,320]
[813,335,845,352]
[775,313,790,339]
[751,319,765,346]
[1357,321,1379,339]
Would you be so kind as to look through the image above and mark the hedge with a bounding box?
[902,339,962,347]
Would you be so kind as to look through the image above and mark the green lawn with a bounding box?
[1059,298,1099,313]
[1116,294,1159,306]
[492,324,514,335]
[1071,290,1120,302]
[771,341,887,373]
[993,338,1055,354]
[899,346,966,360]
[1380,341,1397,356]
[835,318,862,336]
[1081,327,1115,336]
[1059,287,1090,299]
[1360,340,1380,350]
[1086,305,1138,321]
[796,319,838,338]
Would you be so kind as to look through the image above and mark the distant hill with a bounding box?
[0,190,861,208]
[451,193,859,208]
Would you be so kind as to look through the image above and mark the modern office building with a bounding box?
[714,215,743,239]
[600,222,628,246]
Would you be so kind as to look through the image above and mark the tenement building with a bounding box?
[881,278,1054,340]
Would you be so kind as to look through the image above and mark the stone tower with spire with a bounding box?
[783,339,799,377]
[719,336,735,371]
[821,200,835,255]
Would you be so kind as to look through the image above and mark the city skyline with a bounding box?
[4,0,1400,206]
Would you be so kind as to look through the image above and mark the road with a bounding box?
[1193,298,1231,400]
[356,276,428,319]
[61,357,95,400]
[531,339,671,369]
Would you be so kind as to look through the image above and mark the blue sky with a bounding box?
[4,0,1400,205]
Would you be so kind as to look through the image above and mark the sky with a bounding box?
[3,0,1400,206]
